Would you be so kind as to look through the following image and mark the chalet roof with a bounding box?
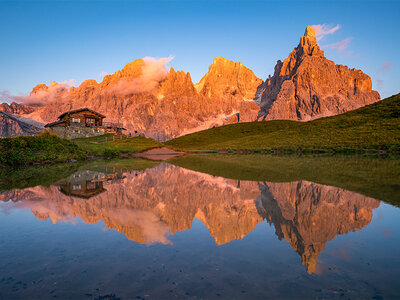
[44,120,66,127]
[57,108,106,120]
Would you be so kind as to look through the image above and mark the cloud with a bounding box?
[109,56,174,96]
[322,37,353,51]
[311,24,340,41]
[0,90,15,104]
[98,71,109,78]
[376,79,383,90]
[380,228,393,238]
[17,79,76,105]
[378,61,393,72]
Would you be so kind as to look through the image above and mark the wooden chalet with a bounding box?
[44,108,126,139]
[57,170,124,199]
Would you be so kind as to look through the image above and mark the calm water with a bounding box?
[0,156,399,299]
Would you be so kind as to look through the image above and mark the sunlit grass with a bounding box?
[166,94,400,152]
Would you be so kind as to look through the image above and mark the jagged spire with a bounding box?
[298,26,322,56]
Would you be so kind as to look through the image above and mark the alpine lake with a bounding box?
[1,154,399,299]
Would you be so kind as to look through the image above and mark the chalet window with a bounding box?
[93,129,99,133]
[74,130,80,134]
[72,118,80,123]
[72,184,81,190]
[87,183,95,190]
[87,119,95,124]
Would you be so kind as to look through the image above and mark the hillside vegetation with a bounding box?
[72,134,161,157]
[166,94,400,152]
[0,132,161,166]
[0,132,86,166]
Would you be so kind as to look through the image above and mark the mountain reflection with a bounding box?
[0,163,380,273]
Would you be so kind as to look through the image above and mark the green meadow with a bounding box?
[166,94,400,153]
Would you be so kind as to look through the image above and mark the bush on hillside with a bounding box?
[0,132,87,166]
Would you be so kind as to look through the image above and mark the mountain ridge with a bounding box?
[0,26,382,140]
[6,56,261,141]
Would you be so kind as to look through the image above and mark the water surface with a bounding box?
[0,156,399,299]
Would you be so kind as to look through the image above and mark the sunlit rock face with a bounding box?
[255,26,380,121]
[256,181,380,273]
[195,57,262,125]
[0,165,380,272]
[0,102,38,115]
[10,57,261,141]
[0,111,43,137]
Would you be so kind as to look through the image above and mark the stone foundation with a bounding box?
[48,126,107,139]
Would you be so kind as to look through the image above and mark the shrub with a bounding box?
[103,149,120,158]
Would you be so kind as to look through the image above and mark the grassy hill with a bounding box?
[72,134,161,157]
[0,132,161,166]
[0,132,86,166]
[166,94,400,152]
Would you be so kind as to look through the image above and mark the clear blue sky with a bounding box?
[0,0,399,100]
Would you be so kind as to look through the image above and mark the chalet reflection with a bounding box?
[57,170,124,199]
[44,108,126,139]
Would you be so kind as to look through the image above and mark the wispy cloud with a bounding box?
[311,24,340,41]
[376,79,384,90]
[322,37,353,51]
[378,61,393,72]
[0,90,15,104]
[109,56,174,95]
[98,71,109,78]
[1,79,77,105]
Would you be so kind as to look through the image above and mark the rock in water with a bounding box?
[255,26,380,121]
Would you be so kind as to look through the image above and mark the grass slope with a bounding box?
[0,132,86,166]
[170,154,400,207]
[166,94,400,152]
[73,134,161,157]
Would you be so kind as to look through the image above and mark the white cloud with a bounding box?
[378,61,393,72]
[311,24,340,41]
[98,71,109,78]
[109,56,174,95]
[322,37,353,51]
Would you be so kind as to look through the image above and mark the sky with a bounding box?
[0,0,399,101]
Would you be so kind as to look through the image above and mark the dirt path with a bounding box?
[133,147,186,160]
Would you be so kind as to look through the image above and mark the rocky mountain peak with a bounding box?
[255,26,380,121]
[196,56,262,100]
[30,83,48,96]
[298,25,322,57]
[119,59,144,78]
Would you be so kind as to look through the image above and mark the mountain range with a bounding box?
[0,26,380,140]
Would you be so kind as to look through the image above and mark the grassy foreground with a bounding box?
[170,154,400,207]
[166,94,400,152]
[72,134,161,157]
[0,133,161,166]
[0,132,86,166]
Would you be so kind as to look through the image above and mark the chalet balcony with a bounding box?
[103,122,123,128]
